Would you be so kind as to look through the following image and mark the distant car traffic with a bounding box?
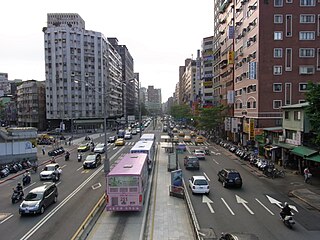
[83,153,102,169]
[39,163,62,180]
[124,132,132,139]
[115,138,125,146]
[94,143,105,153]
[195,136,206,144]
[189,176,210,195]
[77,142,90,152]
[194,149,206,160]
[108,136,117,143]
[176,143,187,152]
[183,135,191,142]
[178,131,185,137]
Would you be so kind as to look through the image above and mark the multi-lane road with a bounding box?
[178,136,320,240]
[0,127,155,240]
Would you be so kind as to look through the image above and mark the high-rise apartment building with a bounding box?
[146,86,162,114]
[217,0,320,142]
[44,13,123,130]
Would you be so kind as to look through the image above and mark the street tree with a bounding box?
[196,106,225,133]
[305,82,320,145]
[169,104,192,121]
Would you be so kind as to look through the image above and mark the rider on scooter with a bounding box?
[280,202,292,219]
[16,182,24,196]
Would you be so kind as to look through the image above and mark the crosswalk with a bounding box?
[77,141,211,147]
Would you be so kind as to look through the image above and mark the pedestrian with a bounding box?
[304,167,310,182]
[42,146,45,155]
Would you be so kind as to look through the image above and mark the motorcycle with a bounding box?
[281,213,295,229]
[22,174,31,186]
[77,153,82,162]
[11,189,24,204]
[65,152,70,161]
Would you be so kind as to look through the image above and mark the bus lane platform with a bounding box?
[144,143,195,240]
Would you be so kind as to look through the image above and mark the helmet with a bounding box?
[284,202,288,207]
[17,182,21,186]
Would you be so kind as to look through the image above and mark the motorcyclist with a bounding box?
[51,156,56,163]
[280,202,292,219]
[23,170,31,185]
[52,165,60,182]
[65,151,70,160]
[16,182,24,196]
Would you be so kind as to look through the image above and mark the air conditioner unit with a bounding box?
[249,5,257,10]
[236,21,242,26]
[236,8,241,13]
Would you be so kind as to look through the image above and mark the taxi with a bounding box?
[115,138,125,146]
[190,131,197,137]
[195,135,206,144]
[183,135,192,142]
[77,142,90,152]
[172,136,179,143]
[178,131,185,137]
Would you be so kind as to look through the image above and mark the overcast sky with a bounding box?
[0,0,213,102]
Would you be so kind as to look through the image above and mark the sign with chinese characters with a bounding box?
[228,26,234,39]
[225,117,231,131]
[249,118,255,140]
[228,51,234,64]
[249,62,257,79]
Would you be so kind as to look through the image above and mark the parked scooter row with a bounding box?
[0,160,37,179]
[217,139,285,179]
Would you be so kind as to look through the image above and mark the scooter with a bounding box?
[65,153,70,161]
[22,174,31,186]
[77,153,82,162]
[280,212,295,229]
[11,189,24,204]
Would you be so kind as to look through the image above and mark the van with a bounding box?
[184,156,200,170]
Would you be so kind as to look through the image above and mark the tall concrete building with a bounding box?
[146,86,162,114]
[43,13,123,131]
[0,73,10,97]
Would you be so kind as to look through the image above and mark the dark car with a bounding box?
[83,153,102,169]
[220,232,259,240]
[184,156,200,170]
[218,169,243,188]
[19,183,58,216]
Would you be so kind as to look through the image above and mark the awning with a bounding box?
[275,142,296,150]
[263,127,283,133]
[306,154,320,163]
[290,146,318,158]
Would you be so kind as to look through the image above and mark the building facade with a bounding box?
[146,86,162,114]
[44,13,123,131]
[16,80,46,130]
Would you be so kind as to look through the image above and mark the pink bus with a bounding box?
[106,153,149,211]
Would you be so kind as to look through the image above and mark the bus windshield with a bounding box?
[108,176,139,187]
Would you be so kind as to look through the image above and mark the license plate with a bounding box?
[25,210,29,213]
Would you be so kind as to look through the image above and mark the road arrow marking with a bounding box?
[221,198,235,215]
[255,198,274,215]
[236,195,254,214]
[202,195,215,213]
[266,195,298,213]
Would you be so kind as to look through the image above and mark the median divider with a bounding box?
[71,194,106,240]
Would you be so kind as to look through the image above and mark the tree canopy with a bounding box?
[169,104,192,120]
[305,82,320,144]
[196,105,225,132]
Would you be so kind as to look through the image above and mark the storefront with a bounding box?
[274,142,296,168]
[290,146,318,174]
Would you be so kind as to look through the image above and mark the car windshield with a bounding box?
[96,144,104,148]
[195,150,205,154]
[25,192,43,201]
[86,155,96,161]
[44,166,55,171]
[229,173,240,179]
[194,179,208,185]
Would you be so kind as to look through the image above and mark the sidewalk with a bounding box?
[145,144,195,240]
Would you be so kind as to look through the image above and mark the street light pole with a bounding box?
[138,79,142,138]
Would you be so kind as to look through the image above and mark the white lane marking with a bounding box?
[0,214,13,224]
[203,172,210,181]
[20,164,103,240]
[221,198,235,215]
[23,182,37,190]
[236,195,254,215]
[76,166,83,171]
[211,158,219,165]
[255,198,274,215]
[113,147,117,150]
[61,165,67,169]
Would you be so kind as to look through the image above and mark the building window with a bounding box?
[274,48,283,58]
[285,83,292,105]
[285,111,289,119]
[285,48,292,71]
[286,0,292,3]
[253,101,256,108]
[294,111,301,121]
[273,66,282,75]
[274,31,283,40]
[274,0,283,7]
[299,31,315,40]
[299,83,308,91]
[317,48,320,70]
[274,15,283,23]
[273,83,282,92]
[273,100,282,109]
[299,48,315,57]
[300,14,315,23]
[247,102,251,108]
[286,15,292,37]
[300,0,315,6]
[299,66,315,74]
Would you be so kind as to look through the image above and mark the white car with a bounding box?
[194,149,206,160]
[189,176,210,195]
[124,133,132,139]
[39,163,62,180]
[94,143,105,153]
